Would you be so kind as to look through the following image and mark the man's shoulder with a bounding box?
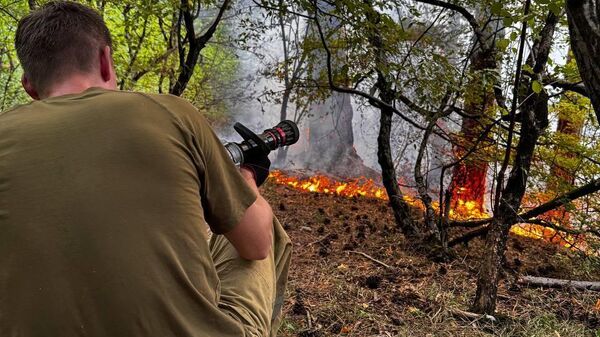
[132,91,194,110]
[129,91,201,121]
[0,101,34,118]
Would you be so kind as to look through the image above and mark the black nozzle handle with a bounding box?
[233,122,270,154]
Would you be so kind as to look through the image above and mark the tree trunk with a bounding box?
[546,65,585,225]
[305,1,374,178]
[566,0,600,124]
[471,10,557,314]
[376,76,419,234]
[472,91,549,314]
[275,86,293,166]
[548,52,584,193]
[378,107,418,235]
[449,8,500,215]
[364,3,418,235]
[306,92,371,177]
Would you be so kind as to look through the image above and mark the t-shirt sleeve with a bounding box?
[150,94,257,234]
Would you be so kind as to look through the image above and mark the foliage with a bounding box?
[0,0,239,119]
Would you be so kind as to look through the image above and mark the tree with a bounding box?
[566,0,600,124]
[448,6,502,216]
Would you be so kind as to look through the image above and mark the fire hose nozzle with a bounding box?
[223,120,300,166]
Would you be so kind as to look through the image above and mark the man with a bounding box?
[0,2,291,336]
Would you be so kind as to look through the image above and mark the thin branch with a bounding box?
[348,250,394,269]
[310,2,448,136]
[545,79,588,97]
[413,0,485,48]
[493,0,531,213]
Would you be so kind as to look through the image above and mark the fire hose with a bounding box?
[223,120,300,167]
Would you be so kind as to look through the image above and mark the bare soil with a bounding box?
[262,177,600,337]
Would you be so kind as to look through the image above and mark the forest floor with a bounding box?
[261,173,600,337]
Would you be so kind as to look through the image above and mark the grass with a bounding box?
[263,181,600,337]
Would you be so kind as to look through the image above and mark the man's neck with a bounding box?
[44,75,114,99]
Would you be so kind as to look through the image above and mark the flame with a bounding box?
[269,171,585,249]
[268,171,486,221]
[269,170,386,199]
[511,192,586,249]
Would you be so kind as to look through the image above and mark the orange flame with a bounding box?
[269,171,584,249]
[269,170,386,199]
[268,171,486,221]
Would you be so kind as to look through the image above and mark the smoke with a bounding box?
[216,1,454,198]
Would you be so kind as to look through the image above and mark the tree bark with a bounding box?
[449,7,502,214]
[471,10,557,314]
[378,104,418,235]
[566,0,600,123]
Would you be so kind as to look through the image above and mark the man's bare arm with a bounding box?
[223,168,273,260]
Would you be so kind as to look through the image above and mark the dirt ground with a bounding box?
[261,177,600,337]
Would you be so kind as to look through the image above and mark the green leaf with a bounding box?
[496,38,510,51]
[503,17,514,27]
[549,3,562,16]
[491,2,503,15]
[522,64,533,74]
[532,80,543,94]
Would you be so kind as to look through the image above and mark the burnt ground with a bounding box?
[261,178,600,337]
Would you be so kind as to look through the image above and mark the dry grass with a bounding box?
[262,180,600,337]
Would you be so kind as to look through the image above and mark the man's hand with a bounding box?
[223,169,274,260]
[240,153,271,187]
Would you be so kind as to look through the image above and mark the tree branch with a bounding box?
[448,178,600,244]
[545,79,588,97]
[413,0,485,48]
[170,0,231,96]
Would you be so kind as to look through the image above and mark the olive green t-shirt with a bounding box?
[0,88,257,336]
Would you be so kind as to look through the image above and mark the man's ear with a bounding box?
[99,46,116,86]
[21,75,40,100]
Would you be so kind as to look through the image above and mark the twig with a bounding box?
[306,308,312,329]
[449,308,497,323]
[348,250,393,269]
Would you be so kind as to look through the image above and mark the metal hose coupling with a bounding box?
[224,120,300,166]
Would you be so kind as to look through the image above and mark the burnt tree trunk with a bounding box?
[306,92,368,176]
[449,8,500,213]
[549,52,584,192]
[546,55,585,225]
[471,11,557,314]
[275,87,292,166]
[566,0,600,124]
